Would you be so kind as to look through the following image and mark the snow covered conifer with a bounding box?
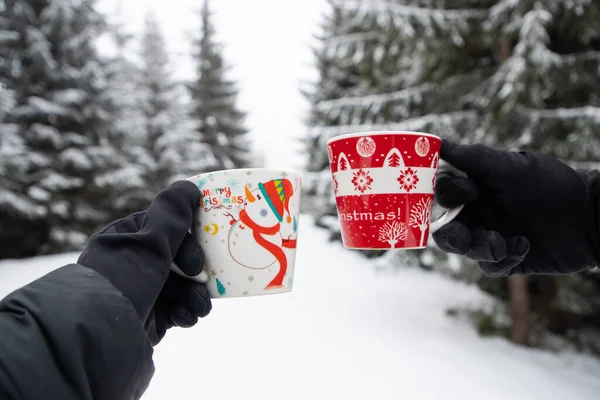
[305,0,600,351]
[303,0,490,241]
[188,0,251,171]
[478,0,600,161]
[0,0,128,257]
[100,14,150,216]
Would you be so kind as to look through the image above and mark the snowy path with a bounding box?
[1,217,600,399]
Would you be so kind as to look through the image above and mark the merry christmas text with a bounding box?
[338,209,402,221]
[201,187,244,207]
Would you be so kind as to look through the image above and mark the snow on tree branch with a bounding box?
[324,31,384,47]
[469,7,559,111]
[562,51,600,66]
[309,111,478,141]
[518,7,554,49]
[327,0,484,43]
[15,96,70,117]
[565,160,600,171]
[490,0,593,35]
[517,105,600,123]
[0,189,47,218]
[331,0,487,20]
[315,73,484,118]
[52,89,87,105]
[316,83,436,112]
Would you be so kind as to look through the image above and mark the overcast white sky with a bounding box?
[96,0,329,171]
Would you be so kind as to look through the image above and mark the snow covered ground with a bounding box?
[1,217,600,400]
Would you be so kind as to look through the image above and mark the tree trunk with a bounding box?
[419,227,426,247]
[508,275,530,345]
[499,38,531,346]
[499,39,512,63]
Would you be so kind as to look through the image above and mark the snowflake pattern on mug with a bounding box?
[352,169,373,193]
[227,178,240,190]
[397,167,419,191]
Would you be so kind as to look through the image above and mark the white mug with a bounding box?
[172,168,302,298]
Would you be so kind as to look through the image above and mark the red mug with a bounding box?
[326,131,461,250]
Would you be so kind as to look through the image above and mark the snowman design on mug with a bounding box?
[225,179,297,290]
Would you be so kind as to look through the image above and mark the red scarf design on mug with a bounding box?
[239,209,296,289]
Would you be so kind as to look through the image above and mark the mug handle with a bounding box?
[429,165,468,234]
[429,205,464,234]
[171,262,209,284]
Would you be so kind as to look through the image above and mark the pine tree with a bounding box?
[474,0,600,351]
[189,0,251,171]
[303,1,376,233]
[139,13,176,187]
[305,0,492,143]
[215,278,226,296]
[0,0,128,258]
[101,14,151,215]
[338,157,348,170]
[305,0,600,351]
[388,153,400,167]
[480,0,600,161]
[0,83,14,121]
[304,0,490,243]
[137,13,216,184]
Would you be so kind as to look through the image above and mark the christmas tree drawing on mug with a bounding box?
[219,178,298,290]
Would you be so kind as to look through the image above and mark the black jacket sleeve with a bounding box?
[0,264,155,400]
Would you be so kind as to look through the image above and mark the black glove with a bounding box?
[78,181,212,345]
[432,140,600,277]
